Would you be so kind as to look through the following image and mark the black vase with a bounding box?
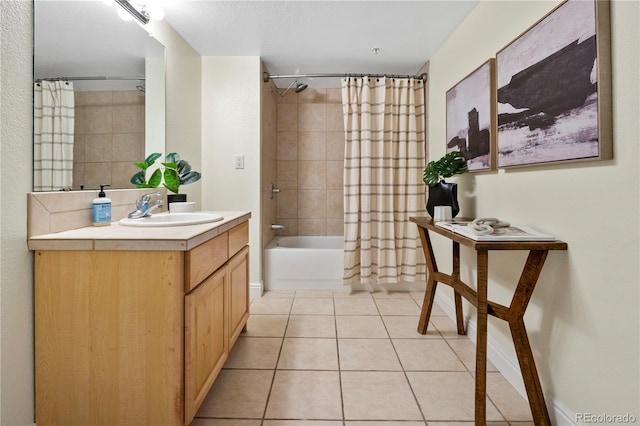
[426,180,460,218]
[167,193,187,205]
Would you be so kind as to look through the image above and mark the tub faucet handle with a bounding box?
[270,184,281,199]
[271,224,285,231]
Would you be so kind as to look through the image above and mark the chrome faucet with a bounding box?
[128,192,164,219]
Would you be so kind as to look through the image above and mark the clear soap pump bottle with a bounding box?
[92,184,112,226]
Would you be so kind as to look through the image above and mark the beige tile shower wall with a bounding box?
[73,90,145,190]
[276,88,344,236]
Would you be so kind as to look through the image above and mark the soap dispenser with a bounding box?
[92,184,112,226]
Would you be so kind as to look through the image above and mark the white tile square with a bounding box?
[338,339,402,371]
[341,372,423,420]
[277,338,338,370]
[266,371,342,419]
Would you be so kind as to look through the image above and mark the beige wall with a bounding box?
[73,90,145,190]
[146,19,202,208]
[200,56,262,287]
[0,2,36,423]
[428,0,639,420]
[275,88,345,236]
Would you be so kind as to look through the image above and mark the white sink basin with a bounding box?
[119,212,224,227]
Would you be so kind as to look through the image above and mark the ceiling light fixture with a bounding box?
[115,0,150,25]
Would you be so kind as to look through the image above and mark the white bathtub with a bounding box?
[264,236,344,290]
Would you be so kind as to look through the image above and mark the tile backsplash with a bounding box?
[28,188,167,238]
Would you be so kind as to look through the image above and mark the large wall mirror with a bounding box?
[33,0,166,191]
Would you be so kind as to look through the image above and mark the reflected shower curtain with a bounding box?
[342,76,427,285]
[34,80,75,191]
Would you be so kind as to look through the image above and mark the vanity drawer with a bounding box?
[228,221,249,257]
[185,232,228,292]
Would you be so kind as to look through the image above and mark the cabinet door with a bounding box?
[228,246,249,348]
[184,267,228,424]
[35,250,184,426]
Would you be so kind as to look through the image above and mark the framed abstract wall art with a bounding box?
[446,59,496,172]
[496,0,612,168]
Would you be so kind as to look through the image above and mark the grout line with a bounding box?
[258,291,294,423]
[332,293,346,425]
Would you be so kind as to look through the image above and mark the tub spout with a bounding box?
[271,224,285,231]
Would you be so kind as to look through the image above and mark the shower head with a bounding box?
[275,79,308,97]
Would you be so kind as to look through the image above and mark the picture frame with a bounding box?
[496,0,612,168]
[446,59,496,172]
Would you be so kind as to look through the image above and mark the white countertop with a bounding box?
[28,211,251,251]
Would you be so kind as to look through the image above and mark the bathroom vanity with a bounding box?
[29,210,251,425]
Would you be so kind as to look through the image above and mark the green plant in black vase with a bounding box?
[131,152,201,202]
[161,152,201,195]
[423,151,468,218]
[423,150,468,186]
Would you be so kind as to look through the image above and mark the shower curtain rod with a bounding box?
[35,76,145,83]
[262,71,428,82]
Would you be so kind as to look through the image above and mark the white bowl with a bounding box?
[169,201,196,213]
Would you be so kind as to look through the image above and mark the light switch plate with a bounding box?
[234,154,244,169]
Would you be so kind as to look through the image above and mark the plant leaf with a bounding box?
[422,161,440,186]
[163,168,180,193]
[422,151,467,186]
[165,152,180,164]
[161,161,178,171]
[144,152,162,166]
[130,170,147,185]
[177,160,191,175]
[147,168,162,188]
[133,162,148,170]
[180,171,201,185]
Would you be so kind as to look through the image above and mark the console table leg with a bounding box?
[475,250,489,425]
[454,292,465,335]
[452,242,465,335]
[510,318,552,425]
[418,277,437,334]
[417,226,438,335]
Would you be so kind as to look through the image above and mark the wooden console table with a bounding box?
[410,217,567,425]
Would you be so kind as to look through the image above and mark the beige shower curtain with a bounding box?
[34,80,75,191]
[342,76,427,285]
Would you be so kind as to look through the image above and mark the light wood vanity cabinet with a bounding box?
[184,266,228,423]
[35,221,250,426]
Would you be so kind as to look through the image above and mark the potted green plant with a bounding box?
[423,150,468,218]
[160,152,201,203]
[131,153,163,188]
[131,152,201,204]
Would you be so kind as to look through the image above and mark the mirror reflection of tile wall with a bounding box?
[276,88,344,236]
[73,90,145,190]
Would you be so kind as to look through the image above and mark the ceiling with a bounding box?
[162,0,478,87]
[34,0,478,88]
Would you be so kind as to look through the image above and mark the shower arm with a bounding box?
[263,71,427,83]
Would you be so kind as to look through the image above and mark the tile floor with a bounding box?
[191,290,534,426]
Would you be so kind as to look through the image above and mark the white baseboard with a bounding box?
[434,289,577,425]
[250,281,263,299]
